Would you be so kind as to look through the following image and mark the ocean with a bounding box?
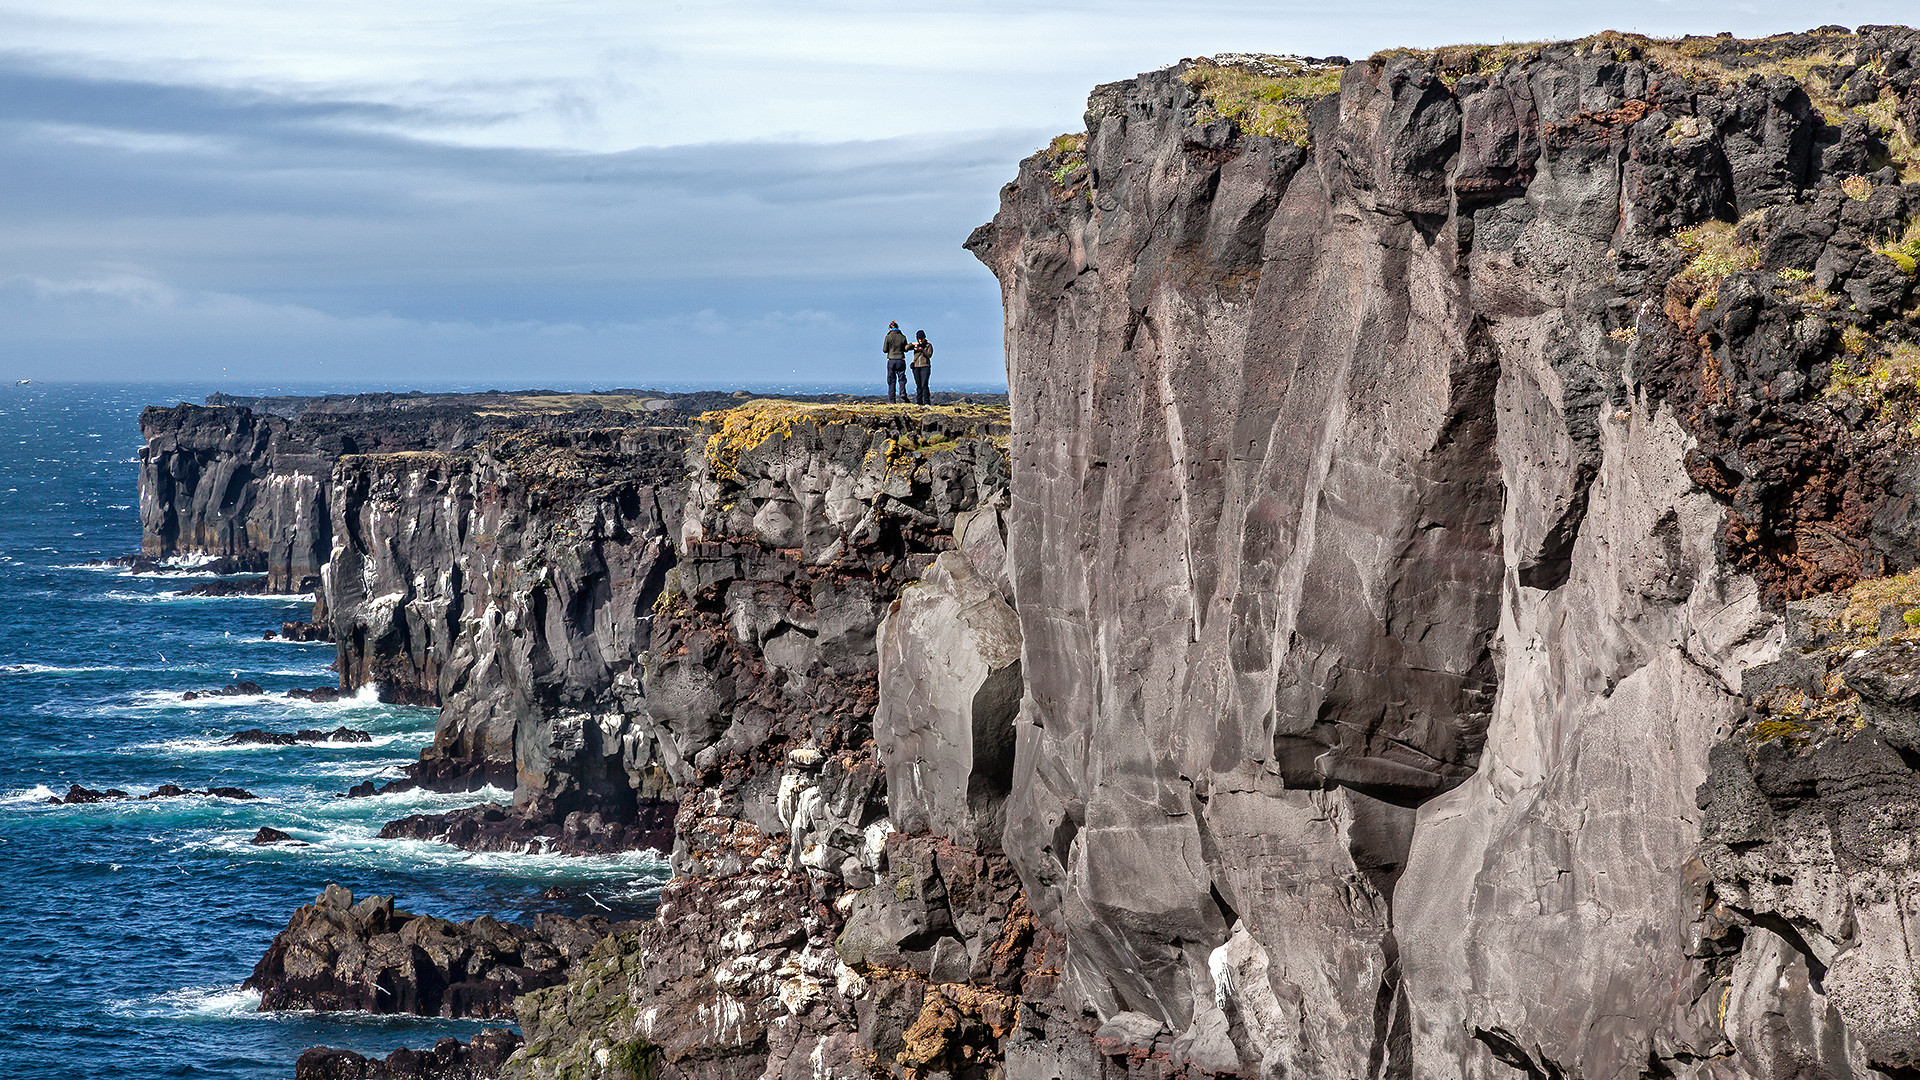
[0,383,694,1079]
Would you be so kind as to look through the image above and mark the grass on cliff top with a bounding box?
[470,393,672,416]
[1370,29,1853,81]
[1843,569,1920,634]
[697,398,1008,480]
[1375,29,1919,178]
[1181,57,1342,146]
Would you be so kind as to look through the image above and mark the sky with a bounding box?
[0,1,1909,391]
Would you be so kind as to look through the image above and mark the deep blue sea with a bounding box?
[0,383,707,1079]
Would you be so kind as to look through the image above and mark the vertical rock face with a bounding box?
[139,403,333,591]
[875,548,1022,850]
[971,27,1920,1080]
[326,428,685,824]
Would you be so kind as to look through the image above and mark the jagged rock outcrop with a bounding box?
[296,1030,524,1080]
[508,403,1019,1079]
[138,27,1920,1076]
[959,25,1920,1080]
[1694,586,1920,1077]
[246,884,639,1020]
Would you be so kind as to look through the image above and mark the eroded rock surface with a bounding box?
[246,885,638,1020]
[960,25,1920,1080]
[508,403,1021,1080]
[295,1030,524,1080]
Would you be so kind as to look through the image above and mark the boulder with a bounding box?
[247,885,638,1019]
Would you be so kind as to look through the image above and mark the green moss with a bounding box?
[1181,58,1342,146]
[1875,220,1920,277]
[612,1038,660,1080]
[1043,132,1088,188]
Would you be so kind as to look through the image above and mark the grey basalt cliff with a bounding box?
[139,403,335,591]
[960,25,1920,1080]
[327,427,686,840]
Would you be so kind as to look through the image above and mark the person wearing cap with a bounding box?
[910,330,934,405]
[882,321,910,403]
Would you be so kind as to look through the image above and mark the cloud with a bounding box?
[2,0,1914,388]
[0,57,1025,385]
[0,0,1908,151]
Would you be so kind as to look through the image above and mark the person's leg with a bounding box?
[914,367,930,405]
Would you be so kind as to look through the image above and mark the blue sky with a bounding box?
[0,1,1905,390]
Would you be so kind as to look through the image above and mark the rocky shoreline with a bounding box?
[125,23,1920,1080]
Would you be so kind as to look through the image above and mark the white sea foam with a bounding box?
[108,984,261,1020]
[127,684,391,713]
[153,590,315,602]
[228,827,671,884]
[2,783,61,805]
[2,662,127,675]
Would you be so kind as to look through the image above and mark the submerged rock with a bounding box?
[224,726,366,745]
[179,577,269,597]
[283,687,345,703]
[249,827,304,846]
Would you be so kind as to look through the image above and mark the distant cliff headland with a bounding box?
[138,24,1920,1080]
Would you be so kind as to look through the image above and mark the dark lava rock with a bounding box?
[285,686,345,703]
[225,726,367,745]
[343,777,418,799]
[122,784,257,800]
[280,620,332,643]
[188,682,267,699]
[294,1030,523,1080]
[246,884,637,1019]
[48,784,128,804]
[180,577,269,597]
[376,800,675,857]
[250,827,305,846]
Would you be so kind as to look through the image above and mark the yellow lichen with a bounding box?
[696,399,1007,481]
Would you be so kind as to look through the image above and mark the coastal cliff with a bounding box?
[136,24,1920,1080]
[960,24,1920,1080]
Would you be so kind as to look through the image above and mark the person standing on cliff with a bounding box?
[910,330,933,405]
[883,322,910,403]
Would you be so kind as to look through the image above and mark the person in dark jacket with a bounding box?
[883,322,909,403]
[910,330,933,405]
